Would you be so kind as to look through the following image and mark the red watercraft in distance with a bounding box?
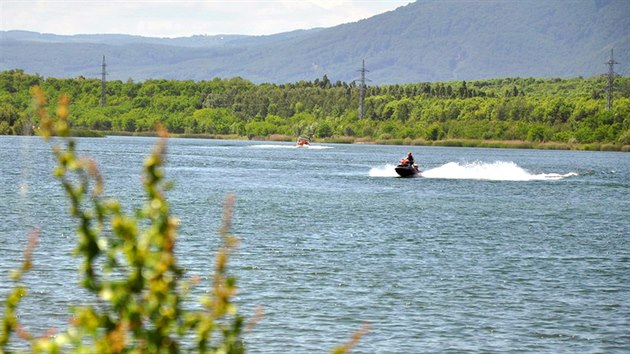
[296,136,310,147]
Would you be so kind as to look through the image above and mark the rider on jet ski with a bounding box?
[400,152,414,166]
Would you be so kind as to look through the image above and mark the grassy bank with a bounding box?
[59,130,630,152]
[68,128,106,137]
[318,136,630,152]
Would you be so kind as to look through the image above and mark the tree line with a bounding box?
[1,70,629,147]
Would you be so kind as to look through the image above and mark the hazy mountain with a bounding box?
[1,0,628,84]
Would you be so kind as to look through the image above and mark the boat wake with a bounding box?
[250,144,333,150]
[423,161,578,181]
[370,161,578,181]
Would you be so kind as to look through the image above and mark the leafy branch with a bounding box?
[2,87,244,353]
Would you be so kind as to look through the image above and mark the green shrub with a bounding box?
[2,87,245,353]
[618,129,630,145]
[425,123,444,141]
[526,124,551,142]
[0,121,10,135]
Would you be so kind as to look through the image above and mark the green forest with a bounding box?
[1,70,629,151]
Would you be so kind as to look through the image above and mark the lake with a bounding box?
[1,135,629,353]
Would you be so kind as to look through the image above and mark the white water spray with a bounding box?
[369,164,400,177]
[370,161,577,181]
[251,144,333,150]
[423,161,577,181]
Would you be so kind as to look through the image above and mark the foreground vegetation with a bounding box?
[1,88,248,353]
[1,89,366,353]
[1,70,629,151]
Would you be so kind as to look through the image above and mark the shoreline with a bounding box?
[5,130,630,152]
[110,131,630,152]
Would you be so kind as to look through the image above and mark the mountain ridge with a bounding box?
[1,0,628,84]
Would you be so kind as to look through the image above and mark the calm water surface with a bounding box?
[1,136,629,353]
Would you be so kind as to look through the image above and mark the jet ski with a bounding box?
[395,158,420,177]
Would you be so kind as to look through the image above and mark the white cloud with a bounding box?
[1,0,412,37]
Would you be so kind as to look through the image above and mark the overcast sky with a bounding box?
[1,0,413,38]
